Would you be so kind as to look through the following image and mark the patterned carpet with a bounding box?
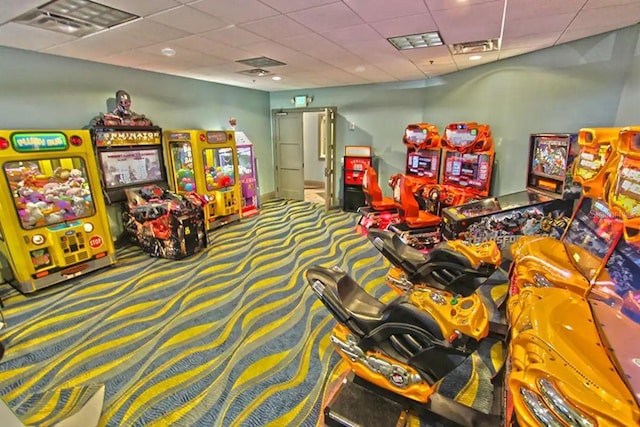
[0,199,391,427]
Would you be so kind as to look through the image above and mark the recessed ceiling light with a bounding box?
[469,55,482,61]
[388,31,444,50]
[355,66,366,72]
[272,76,282,81]
[161,47,176,56]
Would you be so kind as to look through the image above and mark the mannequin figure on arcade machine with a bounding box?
[91,90,152,127]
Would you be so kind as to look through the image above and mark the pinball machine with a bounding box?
[504,127,640,427]
[441,131,582,251]
[0,130,116,293]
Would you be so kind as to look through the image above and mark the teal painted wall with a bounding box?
[615,25,640,125]
[270,24,640,199]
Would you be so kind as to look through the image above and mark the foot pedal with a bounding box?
[325,378,408,427]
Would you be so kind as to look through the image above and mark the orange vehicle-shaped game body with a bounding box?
[0,130,116,293]
[573,127,621,199]
[163,130,242,231]
[505,126,640,427]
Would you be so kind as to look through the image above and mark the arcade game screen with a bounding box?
[531,136,569,179]
[169,142,197,192]
[406,149,439,178]
[99,149,164,189]
[5,158,96,230]
[442,151,492,192]
[203,147,236,191]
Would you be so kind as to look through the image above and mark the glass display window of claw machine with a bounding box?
[235,131,259,218]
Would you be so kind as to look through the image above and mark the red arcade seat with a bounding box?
[363,165,396,211]
[394,175,441,228]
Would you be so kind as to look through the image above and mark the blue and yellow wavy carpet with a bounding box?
[0,199,391,427]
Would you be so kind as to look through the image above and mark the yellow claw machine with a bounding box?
[0,130,116,293]
[163,130,242,231]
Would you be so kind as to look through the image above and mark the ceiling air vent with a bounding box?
[236,56,286,68]
[237,68,272,77]
[11,0,139,38]
[450,39,500,55]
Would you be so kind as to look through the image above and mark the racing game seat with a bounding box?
[368,229,498,297]
[394,175,441,228]
[363,165,396,211]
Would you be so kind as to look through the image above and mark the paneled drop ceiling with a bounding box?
[0,0,639,91]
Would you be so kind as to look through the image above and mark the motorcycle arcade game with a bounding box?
[0,130,116,293]
[442,132,581,252]
[90,90,207,259]
[235,131,260,218]
[505,127,640,427]
[385,123,444,251]
[163,130,242,231]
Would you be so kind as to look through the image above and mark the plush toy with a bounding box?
[68,169,85,187]
[54,167,71,182]
[25,203,45,226]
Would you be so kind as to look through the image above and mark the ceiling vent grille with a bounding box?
[237,68,272,77]
[450,39,500,55]
[11,0,139,38]
[236,56,286,68]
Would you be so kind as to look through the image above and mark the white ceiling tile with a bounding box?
[147,5,227,33]
[426,0,501,11]
[0,22,76,51]
[289,2,364,32]
[503,13,575,38]
[570,4,640,29]
[321,24,382,46]
[258,0,339,13]
[278,33,339,52]
[501,32,563,50]
[0,0,43,23]
[108,19,191,43]
[402,46,455,65]
[136,44,228,67]
[498,47,538,60]
[154,36,254,61]
[200,26,267,46]
[189,0,280,24]
[504,0,585,20]
[369,13,438,38]
[583,0,640,9]
[344,0,429,23]
[419,63,458,77]
[453,50,500,69]
[95,0,181,17]
[99,50,169,67]
[238,15,310,38]
[439,22,501,45]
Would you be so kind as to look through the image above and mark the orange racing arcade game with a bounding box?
[441,131,581,250]
[163,129,242,231]
[505,127,640,427]
[0,130,116,293]
[358,123,442,234]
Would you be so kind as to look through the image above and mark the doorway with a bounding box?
[273,107,336,211]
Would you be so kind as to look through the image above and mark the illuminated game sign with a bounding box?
[445,126,478,148]
[11,132,68,152]
[443,151,491,192]
[575,144,612,181]
[611,157,640,220]
[94,130,161,146]
[207,131,228,144]
[407,149,439,178]
[166,132,191,141]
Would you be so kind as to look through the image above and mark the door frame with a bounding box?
[272,106,338,208]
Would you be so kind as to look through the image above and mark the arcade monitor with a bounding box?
[403,123,441,182]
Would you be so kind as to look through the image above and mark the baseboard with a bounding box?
[304,180,324,188]
[260,192,277,203]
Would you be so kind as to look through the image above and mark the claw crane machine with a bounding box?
[235,130,260,218]
[0,130,116,293]
[163,129,242,230]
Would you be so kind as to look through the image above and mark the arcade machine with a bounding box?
[573,127,622,198]
[357,124,441,234]
[235,131,260,218]
[90,90,207,259]
[441,131,581,251]
[163,129,242,230]
[0,130,116,293]
[505,127,640,427]
[343,146,372,212]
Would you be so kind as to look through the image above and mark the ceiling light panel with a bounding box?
[41,0,138,28]
[387,32,444,50]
